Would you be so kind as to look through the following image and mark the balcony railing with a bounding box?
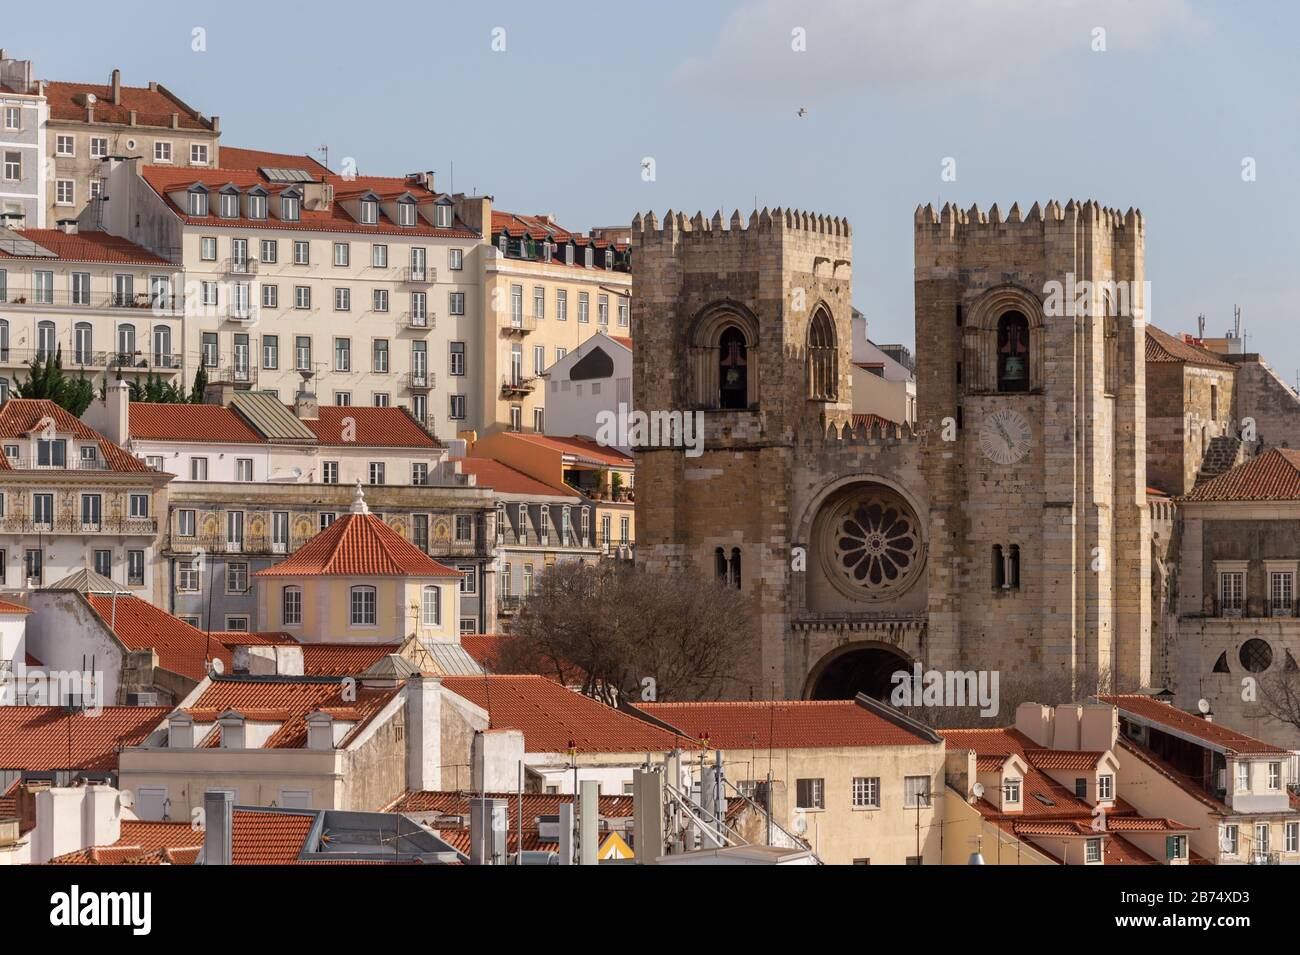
[400,267,436,284]
[0,515,157,535]
[501,375,536,397]
[403,311,435,329]
[2,290,183,314]
[498,595,523,614]
[502,315,537,336]
[403,371,434,391]
[0,347,182,371]
[222,258,259,275]
[1207,598,1299,618]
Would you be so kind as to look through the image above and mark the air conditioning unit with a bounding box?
[128,692,159,706]
[536,814,561,841]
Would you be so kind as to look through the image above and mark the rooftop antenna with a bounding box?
[1196,313,1206,339]
[1233,304,1242,339]
[315,144,329,172]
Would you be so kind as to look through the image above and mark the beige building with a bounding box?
[636,695,946,865]
[483,211,630,434]
[0,398,170,601]
[90,148,489,439]
[0,225,185,400]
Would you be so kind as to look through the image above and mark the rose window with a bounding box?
[821,488,924,599]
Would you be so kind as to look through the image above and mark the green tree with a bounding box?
[14,347,95,415]
[129,370,188,403]
[189,366,208,404]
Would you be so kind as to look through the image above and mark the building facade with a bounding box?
[0,51,48,227]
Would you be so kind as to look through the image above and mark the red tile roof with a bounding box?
[1145,325,1233,369]
[299,643,403,676]
[0,399,148,473]
[253,510,461,578]
[300,406,438,448]
[0,706,167,772]
[185,676,402,749]
[1022,749,1106,771]
[609,336,633,351]
[85,593,230,682]
[0,229,174,265]
[441,675,700,754]
[454,457,573,497]
[0,598,31,615]
[1182,448,1300,502]
[230,809,316,864]
[217,146,330,176]
[1099,694,1289,755]
[129,402,265,444]
[850,413,902,431]
[47,821,204,865]
[459,634,508,671]
[44,80,213,130]
[212,630,296,647]
[140,166,479,239]
[506,433,633,467]
[637,699,939,749]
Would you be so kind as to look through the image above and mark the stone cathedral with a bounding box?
[632,201,1151,701]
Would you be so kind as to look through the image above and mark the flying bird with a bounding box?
[797,107,807,118]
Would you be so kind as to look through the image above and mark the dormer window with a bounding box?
[281,193,301,221]
[1098,773,1114,801]
[360,199,378,225]
[583,246,593,268]
[605,249,614,269]
[563,244,574,266]
[1002,777,1021,804]
[247,192,267,219]
[497,232,509,254]
[187,188,209,216]
[396,199,416,227]
[542,241,553,263]
[219,192,239,219]
[435,203,451,228]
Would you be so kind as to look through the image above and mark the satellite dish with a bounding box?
[1197,698,1211,714]
[971,782,985,800]
[209,658,225,676]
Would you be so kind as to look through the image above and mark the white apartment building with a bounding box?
[0,50,48,227]
[0,224,184,402]
[539,330,633,450]
[0,397,171,603]
[90,149,489,440]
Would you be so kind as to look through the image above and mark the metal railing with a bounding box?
[400,266,436,284]
[403,371,434,390]
[0,515,157,535]
[500,375,536,396]
[403,311,434,329]
[1,289,183,313]
[222,258,259,276]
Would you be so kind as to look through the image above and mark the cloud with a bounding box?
[672,0,1208,101]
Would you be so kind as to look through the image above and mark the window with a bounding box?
[533,286,545,320]
[1237,761,1251,792]
[129,494,149,518]
[1269,571,1294,616]
[460,618,476,634]
[36,438,66,467]
[1220,571,1245,615]
[226,510,244,551]
[904,776,932,808]
[449,291,465,315]
[396,200,416,226]
[88,136,108,158]
[450,341,465,376]
[372,244,388,268]
[81,494,102,530]
[795,778,824,810]
[1268,762,1281,791]
[24,549,42,586]
[248,193,267,219]
[322,461,339,484]
[373,338,389,373]
[201,332,218,367]
[295,336,312,371]
[219,192,238,218]
[533,408,544,433]
[1085,838,1102,864]
[56,180,75,205]
[333,242,350,267]
[224,615,249,632]
[3,107,18,131]
[198,237,217,262]
[1287,822,1299,854]
[412,462,428,485]
[56,134,75,156]
[262,284,278,309]
[449,394,466,419]
[226,562,248,594]
[412,394,427,421]
[334,337,351,371]
[852,777,880,808]
[522,563,534,595]
[455,514,473,542]
[190,143,210,165]
[1002,778,1022,803]
[319,512,336,530]
[360,200,378,225]
[1098,774,1114,801]
[578,291,590,323]
[619,296,630,327]
[350,586,377,626]
[598,294,609,325]
[1255,824,1270,855]
[127,550,145,586]
[556,289,568,321]
[93,550,112,578]
[294,240,310,265]
[449,248,463,270]
[334,392,351,407]
[373,289,389,312]
[293,286,311,309]
[421,586,441,627]
[435,204,451,228]
[235,458,253,482]
[996,311,1031,392]
[282,194,301,220]
[510,405,522,432]
[280,586,302,626]
[1,150,24,182]
[1223,824,1239,855]
[368,462,385,485]
[411,292,427,322]
[263,335,279,369]
[259,239,278,264]
[459,565,477,594]
[178,509,196,537]
[154,141,173,162]
[1165,834,1188,861]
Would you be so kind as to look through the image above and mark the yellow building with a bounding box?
[252,484,462,644]
[482,212,631,434]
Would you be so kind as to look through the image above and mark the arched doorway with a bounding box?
[806,644,912,701]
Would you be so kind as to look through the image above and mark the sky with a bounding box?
[6,0,1300,381]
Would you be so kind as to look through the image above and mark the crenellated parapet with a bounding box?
[914,199,1142,258]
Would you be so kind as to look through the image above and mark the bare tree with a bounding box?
[1255,669,1300,738]
[898,663,1123,730]
[493,561,754,704]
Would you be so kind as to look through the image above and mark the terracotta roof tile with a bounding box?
[638,699,938,749]
[0,706,167,772]
[0,229,173,265]
[1145,325,1234,369]
[0,399,148,473]
[609,335,633,351]
[185,675,401,749]
[85,593,230,682]
[1182,448,1300,502]
[230,809,315,864]
[441,675,700,754]
[217,146,330,175]
[44,81,213,130]
[506,433,633,467]
[300,406,438,448]
[0,598,31,614]
[129,403,265,443]
[211,630,296,647]
[850,413,902,431]
[1022,749,1106,771]
[253,510,460,578]
[298,643,403,676]
[454,457,574,497]
[1100,694,1289,755]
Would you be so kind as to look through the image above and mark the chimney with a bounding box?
[212,115,220,134]
[171,112,179,129]
[128,109,136,126]
[471,728,524,793]
[34,788,84,863]
[304,711,334,750]
[1080,703,1119,752]
[293,382,319,421]
[217,709,246,748]
[1051,703,1083,750]
[1014,702,1054,748]
[82,784,122,849]
[81,378,130,447]
[405,675,443,791]
[202,380,236,407]
[467,796,507,865]
[111,68,122,105]
[168,710,194,748]
[56,218,78,235]
[202,790,233,865]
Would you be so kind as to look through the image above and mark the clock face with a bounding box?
[979,409,1033,466]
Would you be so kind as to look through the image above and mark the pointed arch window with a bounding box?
[807,309,838,401]
[715,547,728,581]
[718,326,748,409]
[728,547,742,589]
